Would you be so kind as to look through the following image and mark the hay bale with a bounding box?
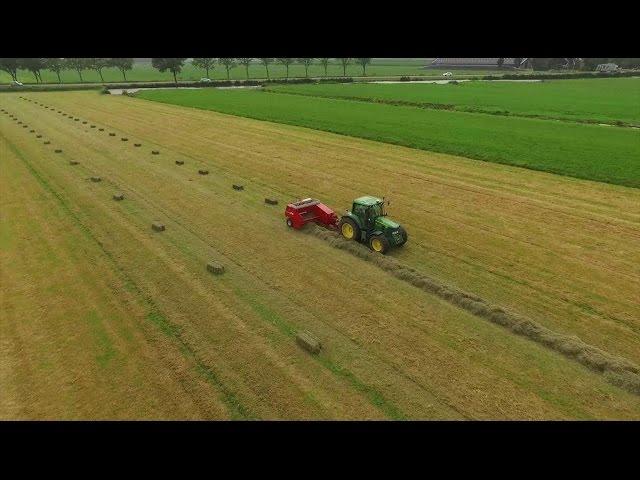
[17,121,22,124]
[175,160,185,165]
[134,143,141,147]
[82,121,87,124]
[54,149,62,153]
[198,169,209,175]
[90,176,102,183]
[22,125,27,128]
[151,222,165,232]
[113,193,124,201]
[151,150,160,155]
[90,125,96,128]
[121,138,128,141]
[69,161,79,166]
[265,198,278,205]
[206,262,225,275]
[29,129,35,133]
[296,331,322,354]
[99,128,104,131]
[232,184,244,191]
[109,133,116,136]
[74,118,79,121]
[36,135,42,138]
[44,141,50,145]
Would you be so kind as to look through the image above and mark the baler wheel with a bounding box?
[286,218,293,228]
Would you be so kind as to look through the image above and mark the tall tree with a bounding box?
[356,58,371,76]
[109,58,134,81]
[44,58,65,83]
[218,58,236,80]
[65,58,90,82]
[259,58,273,79]
[0,58,20,81]
[90,58,110,82]
[298,58,314,77]
[337,58,351,76]
[318,58,330,76]
[278,58,294,78]
[236,58,253,79]
[151,58,187,85]
[20,58,45,82]
[192,58,215,78]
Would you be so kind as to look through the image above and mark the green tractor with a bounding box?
[338,196,408,254]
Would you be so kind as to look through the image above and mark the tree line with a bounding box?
[0,58,373,84]
[157,58,372,83]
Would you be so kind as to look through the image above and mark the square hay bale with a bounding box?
[82,121,87,124]
[36,135,42,138]
[74,118,79,121]
[44,141,50,145]
[121,138,128,141]
[175,160,185,165]
[109,133,116,136]
[134,143,141,147]
[265,198,278,205]
[90,176,102,183]
[151,150,160,155]
[54,149,62,153]
[69,161,79,166]
[232,184,244,191]
[151,222,165,232]
[113,193,125,201]
[198,169,209,175]
[99,128,104,131]
[206,262,225,275]
[22,125,27,128]
[29,129,35,133]
[296,331,322,355]
[17,121,22,124]
[90,125,96,128]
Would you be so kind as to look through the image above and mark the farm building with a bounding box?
[426,58,529,69]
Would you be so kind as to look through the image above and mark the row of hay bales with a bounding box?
[11,96,320,356]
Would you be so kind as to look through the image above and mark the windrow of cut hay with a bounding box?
[308,226,640,395]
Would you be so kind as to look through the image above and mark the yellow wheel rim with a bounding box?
[341,222,354,239]
[371,238,383,252]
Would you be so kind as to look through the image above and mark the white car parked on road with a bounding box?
[199,78,212,83]
[442,72,453,77]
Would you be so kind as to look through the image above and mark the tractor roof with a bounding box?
[354,195,382,206]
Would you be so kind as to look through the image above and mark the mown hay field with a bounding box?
[1,91,640,419]
[136,88,640,188]
[267,77,640,125]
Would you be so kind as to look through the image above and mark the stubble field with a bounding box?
[1,91,639,419]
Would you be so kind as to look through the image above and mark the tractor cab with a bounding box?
[339,196,408,254]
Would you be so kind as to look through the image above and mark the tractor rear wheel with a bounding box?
[339,217,360,241]
[369,234,390,254]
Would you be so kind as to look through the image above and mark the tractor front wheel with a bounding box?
[369,234,390,254]
[397,226,408,246]
[339,217,360,241]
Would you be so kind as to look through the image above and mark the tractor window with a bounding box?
[369,203,383,219]
[353,204,367,219]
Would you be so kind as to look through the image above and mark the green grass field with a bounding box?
[136,88,640,188]
[267,78,640,125]
[0,59,507,85]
